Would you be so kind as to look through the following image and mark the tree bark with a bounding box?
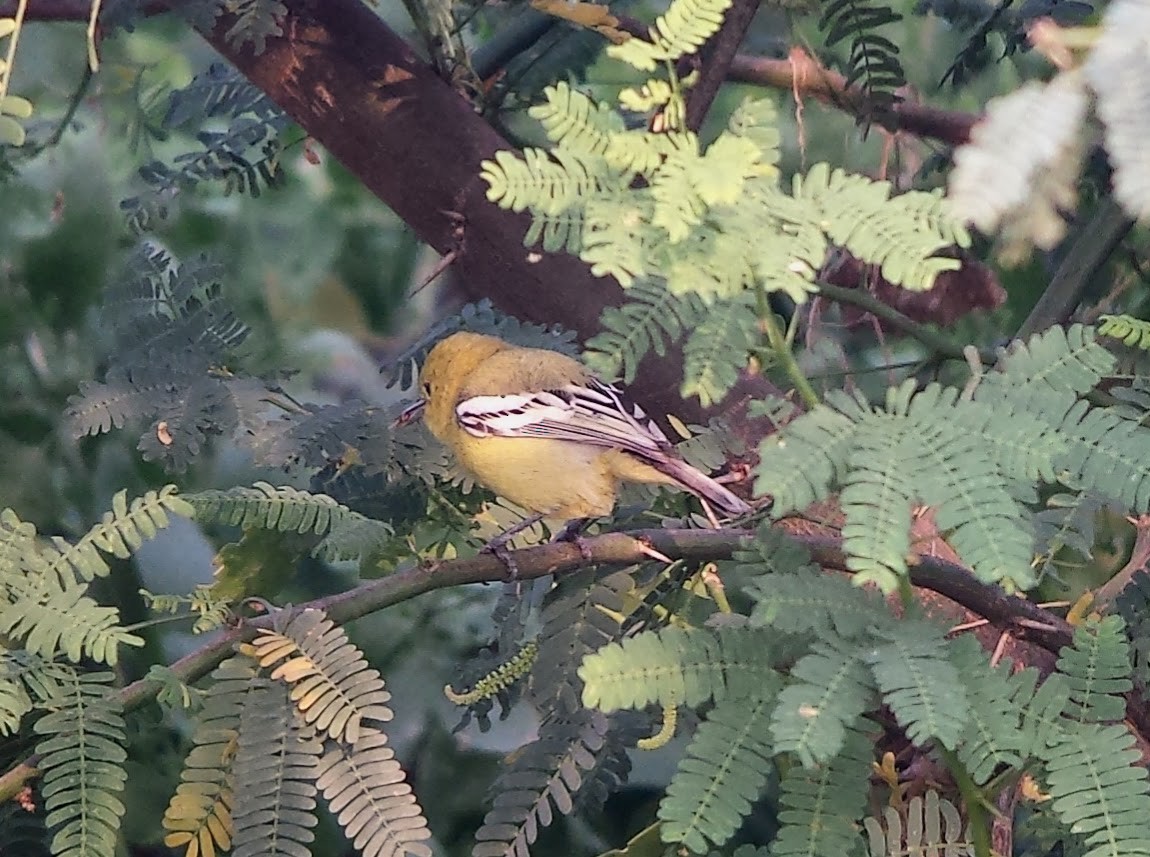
[195,0,750,422]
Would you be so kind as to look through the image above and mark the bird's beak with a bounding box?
[394,398,426,428]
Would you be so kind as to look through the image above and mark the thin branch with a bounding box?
[470,8,556,81]
[1015,195,1134,339]
[815,279,998,365]
[757,282,820,408]
[728,49,979,146]
[35,63,92,150]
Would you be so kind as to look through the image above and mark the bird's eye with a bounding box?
[422,382,432,397]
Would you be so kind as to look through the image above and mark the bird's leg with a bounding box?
[552,517,595,562]
[482,512,545,579]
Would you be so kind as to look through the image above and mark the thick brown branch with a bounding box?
[13,0,734,422]
[728,50,979,146]
[201,0,792,426]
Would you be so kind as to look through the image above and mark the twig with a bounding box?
[470,9,555,81]
[408,248,459,298]
[37,63,92,149]
[1093,514,1150,608]
[807,357,928,382]
[85,0,101,70]
[728,49,979,146]
[938,745,993,857]
[815,280,998,365]
[1015,195,1134,340]
[758,284,820,408]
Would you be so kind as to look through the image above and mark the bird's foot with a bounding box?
[552,518,595,562]
[483,538,520,580]
[481,513,544,580]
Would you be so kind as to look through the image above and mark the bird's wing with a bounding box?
[455,378,674,459]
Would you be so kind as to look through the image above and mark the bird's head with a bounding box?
[401,331,508,440]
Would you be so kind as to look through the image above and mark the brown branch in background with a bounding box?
[14,0,165,18]
[728,49,980,146]
[1014,195,1134,339]
[683,0,760,131]
[815,279,999,364]
[16,0,980,152]
[12,0,776,426]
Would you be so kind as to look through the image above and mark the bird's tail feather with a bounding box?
[657,458,752,517]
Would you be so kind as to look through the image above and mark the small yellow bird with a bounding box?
[400,331,752,527]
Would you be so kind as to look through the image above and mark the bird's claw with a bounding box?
[481,512,546,581]
[552,518,595,563]
[482,536,520,580]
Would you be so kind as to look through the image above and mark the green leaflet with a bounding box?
[868,621,970,751]
[579,627,780,711]
[659,691,777,853]
[770,635,875,767]
[772,726,870,857]
[34,670,128,857]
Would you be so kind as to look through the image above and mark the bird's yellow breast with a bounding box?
[455,435,616,519]
[454,434,676,520]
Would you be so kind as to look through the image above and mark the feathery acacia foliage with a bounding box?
[162,610,431,857]
[121,62,288,231]
[186,481,396,565]
[770,634,874,767]
[819,0,906,105]
[20,173,1150,857]
[485,87,963,307]
[864,791,974,857]
[161,656,253,857]
[657,690,776,852]
[33,671,128,857]
[52,301,1147,857]
[0,486,190,665]
[1037,617,1150,857]
[480,20,965,402]
[754,324,1150,594]
[773,725,871,857]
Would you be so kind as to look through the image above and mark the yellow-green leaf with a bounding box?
[619,79,673,113]
[0,18,16,38]
[0,115,25,146]
[695,134,762,206]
